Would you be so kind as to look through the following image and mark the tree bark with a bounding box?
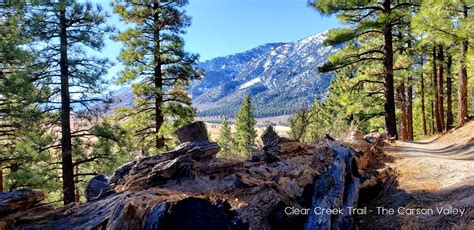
[59,2,75,205]
[432,46,441,133]
[430,101,435,134]
[437,45,445,132]
[472,87,474,116]
[153,2,165,149]
[430,59,435,135]
[446,54,453,130]
[420,52,427,136]
[397,82,408,141]
[75,165,80,202]
[382,0,398,138]
[457,14,469,126]
[407,75,413,140]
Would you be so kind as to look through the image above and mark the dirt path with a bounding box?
[386,135,474,192]
[365,122,474,229]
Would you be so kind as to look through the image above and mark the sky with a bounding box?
[88,0,340,86]
[183,0,340,61]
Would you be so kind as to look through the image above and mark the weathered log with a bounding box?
[304,139,361,230]
[0,188,45,216]
[114,141,220,191]
[268,201,307,230]
[106,202,143,229]
[1,124,387,230]
[175,121,209,143]
[157,198,246,230]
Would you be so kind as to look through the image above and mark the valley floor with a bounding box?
[365,122,474,229]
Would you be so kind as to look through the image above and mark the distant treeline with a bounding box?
[197,106,299,118]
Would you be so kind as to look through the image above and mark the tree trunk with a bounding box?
[420,52,427,136]
[75,165,80,202]
[472,87,474,116]
[382,0,397,138]
[407,75,413,140]
[397,82,408,141]
[9,164,20,190]
[59,3,75,205]
[432,46,442,133]
[457,39,469,125]
[437,45,445,132]
[430,101,435,134]
[457,5,469,126]
[430,65,435,135]
[153,3,165,149]
[446,54,453,130]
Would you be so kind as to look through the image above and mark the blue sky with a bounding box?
[183,0,340,61]
[89,0,340,85]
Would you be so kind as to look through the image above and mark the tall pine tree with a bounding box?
[235,95,256,158]
[413,0,473,127]
[311,0,418,138]
[113,0,201,152]
[28,0,112,204]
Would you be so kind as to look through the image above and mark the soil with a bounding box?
[363,122,474,229]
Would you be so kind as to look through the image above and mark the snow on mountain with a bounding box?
[110,31,338,118]
[192,31,338,118]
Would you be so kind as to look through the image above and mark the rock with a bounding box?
[85,174,111,201]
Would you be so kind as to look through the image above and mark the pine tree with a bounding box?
[217,117,234,156]
[28,0,112,204]
[311,0,418,138]
[289,106,312,142]
[235,95,256,158]
[0,1,50,193]
[413,0,473,127]
[113,0,201,153]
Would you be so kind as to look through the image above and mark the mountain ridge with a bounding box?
[192,31,338,117]
[111,31,338,118]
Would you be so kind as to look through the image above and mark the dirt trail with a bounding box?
[386,127,474,192]
[377,122,474,229]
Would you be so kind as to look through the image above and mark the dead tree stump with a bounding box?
[175,121,209,143]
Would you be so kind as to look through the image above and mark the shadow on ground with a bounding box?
[356,175,474,229]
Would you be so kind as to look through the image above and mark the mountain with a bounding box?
[192,31,338,118]
[111,31,338,118]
